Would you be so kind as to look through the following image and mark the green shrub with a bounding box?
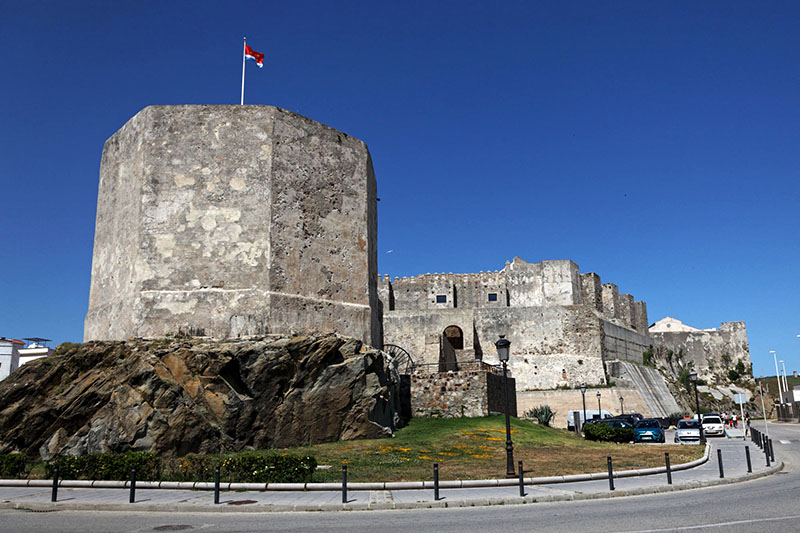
[0,453,28,478]
[583,423,634,443]
[162,454,217,482]
[525,405,556,427]
[44,451,316,483]
[46,452,160,481]
[218,453,317,483]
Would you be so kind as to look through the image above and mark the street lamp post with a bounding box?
[495,335,515,477]
[580,383,587,431]
[596,391,602,416]
[619,395,624,415]
[690,370,706,444]
[771,351,783,403]
[780,360,788,396]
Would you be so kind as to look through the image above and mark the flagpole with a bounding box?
[240,37,247,105]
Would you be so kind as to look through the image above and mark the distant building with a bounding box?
[0,338,24,381]
[19,338,54,366]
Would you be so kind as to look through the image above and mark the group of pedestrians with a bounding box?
[721,411,752,435]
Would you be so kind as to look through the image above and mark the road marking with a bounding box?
[779,440,791,444]
[628,514,800,532]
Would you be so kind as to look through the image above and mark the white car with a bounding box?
[701,415,725,437]
[674,419,702,444]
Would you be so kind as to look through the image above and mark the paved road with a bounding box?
[1,421,796,532]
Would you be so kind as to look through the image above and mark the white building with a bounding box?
[0,337,24,381]
[19,338,54,366]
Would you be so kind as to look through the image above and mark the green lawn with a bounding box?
[280,416,704,482]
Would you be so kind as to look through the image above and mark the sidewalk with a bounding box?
[0,439,780,513]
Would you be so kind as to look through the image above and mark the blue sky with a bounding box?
[1,2,798,377]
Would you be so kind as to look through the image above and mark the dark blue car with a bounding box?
[634,419,665,443]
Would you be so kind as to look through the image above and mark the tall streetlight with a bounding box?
[580,383,587,431]
[619,395,624,415]
[771,351,783,403]
[596,391,602,416]
[690,370,705,444]
[780,360,788,396]
[495,335,515,477]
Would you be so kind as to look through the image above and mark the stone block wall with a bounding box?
[410,366,516,418]
[602,321,650,364]
[517,388,649,428]
[85,105,380,346]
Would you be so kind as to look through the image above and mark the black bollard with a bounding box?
[769,438,775,462]
[433,463,440,501]
[717,449,724,478]
[765,442,771,467]
[745,445,752,473]
[341,465,347,504]
[51,465,59,503]
[518,461,525,497]
[607,456,615,491]
[129,467,136,504]
[665,452,672,485]
[214,465,220,504]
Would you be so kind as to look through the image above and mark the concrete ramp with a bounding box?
[608,360,680,417]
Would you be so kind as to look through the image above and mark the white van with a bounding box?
[567,409,613,431]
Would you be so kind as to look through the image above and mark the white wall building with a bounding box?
[0,337,23,381]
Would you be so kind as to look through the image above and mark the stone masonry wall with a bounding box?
[86,105,380,346]
[410,366,516,418]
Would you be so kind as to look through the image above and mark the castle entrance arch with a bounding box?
[439,325,462,372]
[443,325,463,349]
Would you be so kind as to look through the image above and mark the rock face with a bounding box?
[85,105,380,347]
[0,335,399,459]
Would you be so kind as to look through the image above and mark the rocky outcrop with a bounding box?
[0,335,400,459]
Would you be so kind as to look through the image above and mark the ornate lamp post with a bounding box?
[619,395,624,415]
[495,335,515,477]
[690,370,706,444]
[596,391,602,416]
[580,383,587,431]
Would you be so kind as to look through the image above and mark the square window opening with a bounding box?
[488,293,498,302]
[436,295,447,303]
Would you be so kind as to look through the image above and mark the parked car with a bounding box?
[700,415,725,437]
[634,418,665,443]
[567,409,613,431]
[586,418,633,429]
[608,413,644,426]
[674,419,702,443]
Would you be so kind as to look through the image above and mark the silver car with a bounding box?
[674,419,702,443]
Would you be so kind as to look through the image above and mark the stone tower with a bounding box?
[85,105,380,346]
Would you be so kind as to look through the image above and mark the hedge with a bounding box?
[3,451,318,483]
[0,453,27,478]
[583,423,634,443]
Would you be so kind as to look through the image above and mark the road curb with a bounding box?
[0,461,782,514]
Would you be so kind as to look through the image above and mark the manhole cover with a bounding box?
[227,500,257,506]
[153,526,194,531]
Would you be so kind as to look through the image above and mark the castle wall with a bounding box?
[383,308,476,365]
[602,320,649,364]
[472,306,607,390]
[86,105,380,346]
[649,321,751,382]
[410,366,516,418]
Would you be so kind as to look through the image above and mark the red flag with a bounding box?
[245,44,264,68]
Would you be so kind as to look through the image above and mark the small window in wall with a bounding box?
[436,295,447,303]
[488,293,498,302]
